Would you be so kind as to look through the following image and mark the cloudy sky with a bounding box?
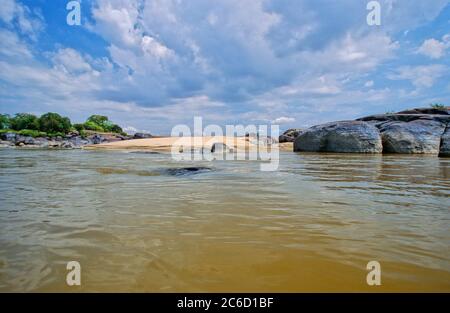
[0,0,449,134]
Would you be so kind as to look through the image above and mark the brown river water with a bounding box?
[0,149,449,292]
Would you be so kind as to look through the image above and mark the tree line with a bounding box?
[0,113,125,137]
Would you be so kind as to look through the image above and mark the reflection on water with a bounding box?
[0,149,449,291]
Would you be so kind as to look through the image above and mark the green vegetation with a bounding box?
[430,103,446,109]
[10,113,39,131]
[0,112,125,137]
[0,114,11,129]
[38,112,71,134]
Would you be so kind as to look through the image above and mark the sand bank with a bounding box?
[84,136,293,152]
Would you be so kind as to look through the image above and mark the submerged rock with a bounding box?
[294,121,382,153]
[164,167,213,176]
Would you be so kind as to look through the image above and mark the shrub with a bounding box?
[110,124,123,133]
[87,115,109,128]
[47,132,66,138]
[18,129,47,138]
[73,123,85,132]
[0,114,11,129]
[83,121,104,132]
[38,112,71,133]
[10,113,39,130]
[430,103,446,109]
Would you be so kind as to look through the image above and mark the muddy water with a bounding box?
[0,149,449,291]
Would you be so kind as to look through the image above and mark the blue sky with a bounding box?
[0,0,449,134]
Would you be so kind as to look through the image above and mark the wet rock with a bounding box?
[133,132,152,139]
[294,121,382,153]
[439,126,450,157]
[164,167,213,176]
[379,119,446,154]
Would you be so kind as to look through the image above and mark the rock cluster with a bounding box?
[0,132,131,149]
[294,107,449,155]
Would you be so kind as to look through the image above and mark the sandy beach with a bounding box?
[84,136,294,152]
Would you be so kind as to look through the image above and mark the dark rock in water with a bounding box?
[294,121,382,153]
[379,119,446,154]
[164,167,213,176]
[279,128,304,143]
[440,126,450,157]
[133,132,152,139]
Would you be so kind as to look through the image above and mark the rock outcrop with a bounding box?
[439,125,450,157]
[294,121,382,153]
[133,132,153,139]
[294,107,450,155]
[0,132,130,149]
[279,128,305,143]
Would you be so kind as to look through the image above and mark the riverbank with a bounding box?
[84,136,294,152]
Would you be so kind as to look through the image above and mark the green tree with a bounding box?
[110,124,123,133]
[87,115,109,127]
[0,114,11,129]
[10,113,39,130]
[83,120,104,132]
[38,112,72,134]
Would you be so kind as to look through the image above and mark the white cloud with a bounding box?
[365,80,374,88]
[417,35,450,59]
[388,64,448,88]
[271,117,295,124]
[0,0,44,40]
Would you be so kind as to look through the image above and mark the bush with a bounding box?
[110,124,123,133]
[73,123,85,132]
[10,113,39,130]
[18,129,47,138]
[430,103,446,109]
[83,120,104,132]
[0,114,11,129]
[38,112,71,133]
[47,132,66,138]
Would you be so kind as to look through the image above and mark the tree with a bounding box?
[0,114,11,129]
[110,124,123,133]
[10,113,39,130]
[83,120,104,132]
[38,112,72,133]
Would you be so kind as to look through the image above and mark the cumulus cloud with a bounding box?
[388,65,448,88]
[0,0,449,133]
[417,35,450,59]
[271,117,295,124]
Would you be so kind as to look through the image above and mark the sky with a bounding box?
[0,0,449,134]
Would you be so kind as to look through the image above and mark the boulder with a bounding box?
[440,126,450,157]
[211,142,230,153]
[0,132,17,142]
[294,121,382,153]
[91,134,106,144]
[379,119,446,154]
[279,128,304,143]
[133,133,152,139]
